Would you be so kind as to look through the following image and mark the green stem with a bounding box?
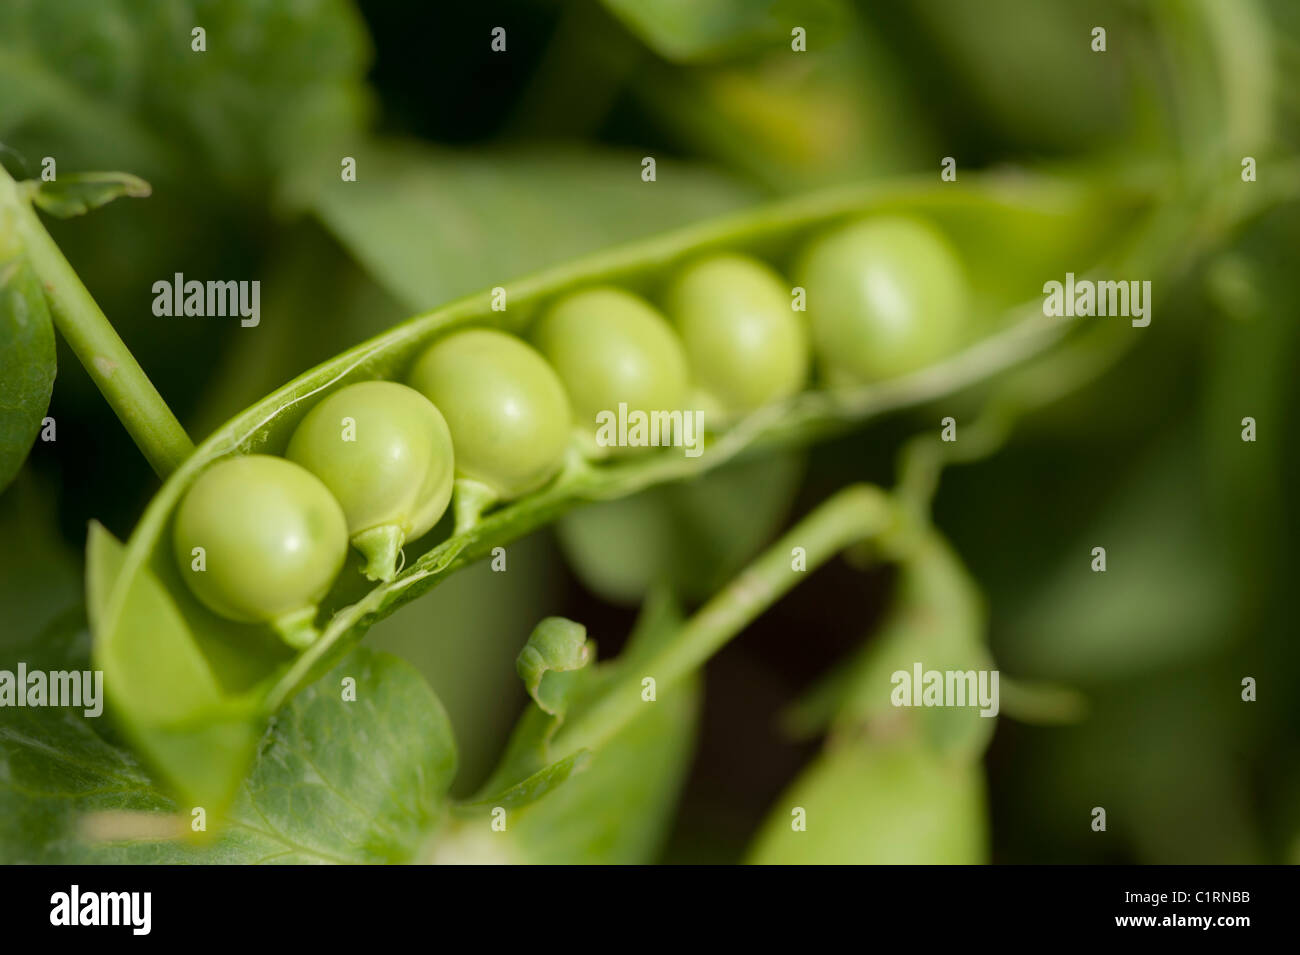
[352,524,405,582]
[1,167,193,478]
[551,484,899,758]
[451,478,498,535]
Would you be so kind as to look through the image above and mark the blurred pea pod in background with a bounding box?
[751,532,994,863]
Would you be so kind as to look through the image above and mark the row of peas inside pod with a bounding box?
[172,215,969,649]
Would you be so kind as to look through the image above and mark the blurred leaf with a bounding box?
[0,249,55,493]
[557,450,804,604]
[1,619,456,863]
[995,432,1236,682]
[26,171,151,218]
[305,139,756,309]
[636,18,927,190]
[188,222,408,438]
[601,0,848,63]
[0,0,372,441]
[1201,210,1299,612]
[0,0,370,191]
[747,734,987,864]
[891,0,1143,154]
[0,475,80,649]
[995,674,1264,863]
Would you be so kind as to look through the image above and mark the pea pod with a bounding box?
[750,529,995,863]
[88,171,1157,810]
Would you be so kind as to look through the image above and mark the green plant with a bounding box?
[286,381,454,582]
[171,455,348,648]
[662,252,808,417]
[71,171,1161,812]
[796,215,968,385]
[532,286,689,450]
[0,145,1276,856]
[3,0,1296,868]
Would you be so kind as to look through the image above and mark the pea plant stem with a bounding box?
[2,167,193,478]
[551,483,899,759]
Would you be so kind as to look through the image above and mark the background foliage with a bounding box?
[1,0,1297,863]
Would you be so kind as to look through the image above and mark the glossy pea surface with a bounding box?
[408,329,571,499]
[533,287,689,433]
[795,216,967,384]
[172,455,348,624]
[286,381,454,576]
[662,253,808,415]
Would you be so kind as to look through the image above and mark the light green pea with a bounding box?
[172,455,348,648]
[795,216,968,384]
[408,328,572,501]
[532,287,689,453]
[662,253,808,416]
[286,381,454,582]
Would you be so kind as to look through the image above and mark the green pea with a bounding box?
[662,253,808,417]
[408,328,571,501]
[172,455,347,648]
[532,287,689,452]
[285,381,454,582]
[795,216,968,384]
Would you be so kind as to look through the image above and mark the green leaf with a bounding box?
[214,648,457,864]
[305,139,757,310]
[0,246,55,493]
[0,618,457,864]
[0,0,370,192]
[26,171,151,218]
[747,735,987,864]
[601,0,848,63]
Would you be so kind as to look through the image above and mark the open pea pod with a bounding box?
[89,170,1158,812]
